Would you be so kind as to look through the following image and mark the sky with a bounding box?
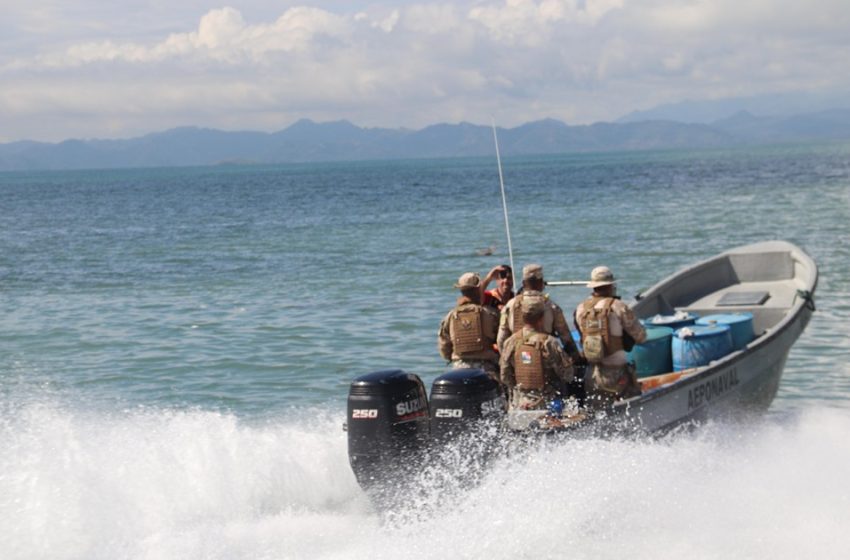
[1,0,849,143]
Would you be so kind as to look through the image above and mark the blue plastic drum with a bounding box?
[642,312,699,331]
[696,313,755,351]
[570,329,582,352]
[671,324,734,371]
[628,326,674,378]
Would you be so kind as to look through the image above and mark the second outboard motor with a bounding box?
[429,368,505,444]
[346,369,430,491]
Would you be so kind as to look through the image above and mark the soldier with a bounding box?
[500,295,574,410]
[574,266,647,408]
[497,264,582,364]
[438,272,500,378]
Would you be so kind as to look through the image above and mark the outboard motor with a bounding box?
[429,368,505,444]
[346,370,430,490]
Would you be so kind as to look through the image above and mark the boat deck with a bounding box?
[636,244,813,338]
[676,279,802,335]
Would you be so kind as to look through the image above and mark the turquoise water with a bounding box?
[2,144,850,559]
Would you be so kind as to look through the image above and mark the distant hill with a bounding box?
[2,110,850,171]
[711,109,850,143]
[617,92,850,124]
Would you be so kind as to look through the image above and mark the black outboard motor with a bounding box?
[429,368,505,444]
[346,369,430,490]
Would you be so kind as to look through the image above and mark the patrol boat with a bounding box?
[344,240,818,490]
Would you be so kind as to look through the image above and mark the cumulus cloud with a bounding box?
[1,0,849,142]
[17,5,352,68]
[468,0,624,45]
[356,9,399,33]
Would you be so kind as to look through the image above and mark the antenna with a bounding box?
[492,119,516,287]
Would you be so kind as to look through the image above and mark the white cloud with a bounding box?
[373,10,400,32]
[468,0,624,46]
[401,4,461,34]
[8,5,351,68]
[1,1,849,142]
[195,7,246,49]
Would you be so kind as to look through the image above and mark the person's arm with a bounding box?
[620,303,647,345]
[552,303,581,360]
[545,339,575,385]
[497,303,513,350]
[499,338,516,387]
[480,266,502,301]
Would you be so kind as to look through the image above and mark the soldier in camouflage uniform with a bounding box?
[500,295,574,411]
[574,266,647,409]
[498,264,582,364]
[438,272,500,378]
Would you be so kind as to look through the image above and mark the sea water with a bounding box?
[2,143,849,559]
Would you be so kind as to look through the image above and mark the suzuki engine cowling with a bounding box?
[346,369,429,489]
[429,368,505,443]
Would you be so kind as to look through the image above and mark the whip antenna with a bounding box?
[492,119,516,286]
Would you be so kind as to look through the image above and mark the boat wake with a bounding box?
[2,397,849,559]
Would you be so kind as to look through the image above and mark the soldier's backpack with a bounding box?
[580,297,617,364]
[514,334,545,390]
[450,305,485,355]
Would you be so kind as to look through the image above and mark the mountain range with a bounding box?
[617,91,850,124]
[2,109,850,171]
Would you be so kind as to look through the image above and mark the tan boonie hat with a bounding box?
[520,295,545,319]
[588,266,616,288]
[454,272,481,289]
[522,263,543,281]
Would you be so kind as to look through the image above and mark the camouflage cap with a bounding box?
[522,263,544,281]
[520,294,545,320]
[588,266,616,288]
[454,272,481,289]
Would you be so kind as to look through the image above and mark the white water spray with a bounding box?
[3,400,849,560]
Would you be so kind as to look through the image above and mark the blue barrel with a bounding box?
[642,312,699,330]
[671,325,734,371]
[570,329,582,352]
[696,313,754,351]
[628,326,674,378]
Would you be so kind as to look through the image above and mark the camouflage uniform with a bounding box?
[498,290,580,358]
[575,266,647,407]
[438,273,500,377]
[500,297,575,410]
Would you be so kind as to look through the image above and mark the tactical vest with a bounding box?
[514,333,545,390]
[450,304,486,356]
[580,296,624,363]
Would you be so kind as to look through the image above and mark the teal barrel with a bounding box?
[671,324,734,371]
[628,326,674,378]
[642,312,699,331]
[696,313,755,351]
[570,329,582,352]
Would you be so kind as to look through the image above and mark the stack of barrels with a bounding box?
[628,312,755,377]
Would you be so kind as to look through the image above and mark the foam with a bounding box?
[3,401,849,559]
